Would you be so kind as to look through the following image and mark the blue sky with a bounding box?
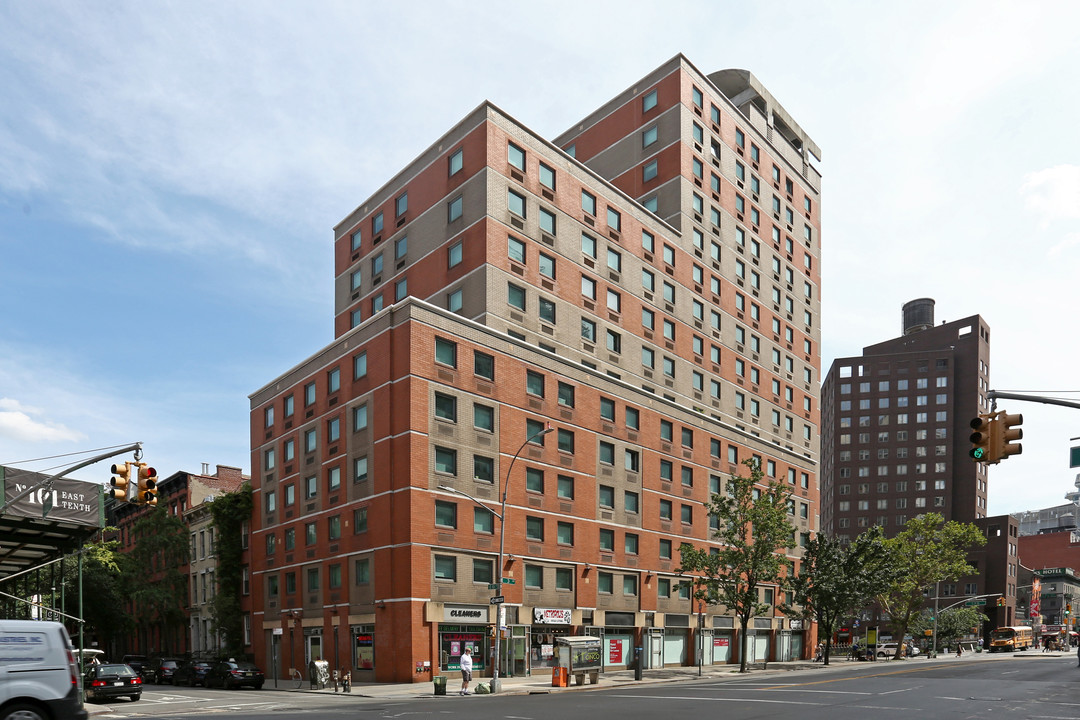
[2,0,1078,516]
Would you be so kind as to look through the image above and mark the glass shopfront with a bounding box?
[530,607,572,669]
[439,627,487,672]
[603,612,636,669]
[352,625,374,671]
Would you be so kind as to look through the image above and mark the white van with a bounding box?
[0,620,87,720]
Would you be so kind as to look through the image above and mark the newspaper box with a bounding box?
[557,636,601,686]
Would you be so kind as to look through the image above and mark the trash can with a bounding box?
[551,667,568,687]
[433,676,447,696]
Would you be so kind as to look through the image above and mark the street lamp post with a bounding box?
[439,424,552,694]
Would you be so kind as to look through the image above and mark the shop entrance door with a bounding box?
[504,626,530,678]
[648,628,664,668]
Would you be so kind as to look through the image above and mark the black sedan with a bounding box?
[173,660,213,687]
[205,660,265,689]
[84,663,143,702]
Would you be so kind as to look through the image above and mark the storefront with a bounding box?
[602,612,636,669]
[712,617,734,664]
[352,625,375,675]
[530,607,573,670]
[663,614,690,666]
[438,605,488,674]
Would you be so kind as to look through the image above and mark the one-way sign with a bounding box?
[490,595,505,604]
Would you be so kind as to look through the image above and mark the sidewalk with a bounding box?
[258,651,1000,700]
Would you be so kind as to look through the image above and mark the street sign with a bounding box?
[965,599,987,607]
[490,595,504,604]
[487,584,499,589]
[502,578,515,584]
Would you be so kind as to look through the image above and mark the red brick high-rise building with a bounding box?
[248,55,822,683]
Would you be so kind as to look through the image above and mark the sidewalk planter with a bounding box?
[433,676,447,696]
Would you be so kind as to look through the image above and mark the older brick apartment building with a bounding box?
[108,464,247,659]
[247,54,822,683]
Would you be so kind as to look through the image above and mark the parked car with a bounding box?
[173,660,213,687]
[83,663,142,703]
[121,654,149,680]
[205,660,265,690]
[0,619,88,720]
[876,642,919,658]
[150,657,181,684]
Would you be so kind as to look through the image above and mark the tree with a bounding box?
[909,606,987,652]
[210,483,252,658]
[785,526,895,665]
[129,505,191,654]
[877,513,985,658]
[678,458,795,673]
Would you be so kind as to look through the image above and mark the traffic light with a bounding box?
[109,462,134,502]
[969,414,995,462]
[1066,604,1072,618]
[997,597,1006,607]
[994,412,1023,462]
[136,463,158,506]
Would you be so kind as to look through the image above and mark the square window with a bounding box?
[508,189,526,217]
[474,403,494,431]
[526,370,545,397]
[434,555,456,581]
[582,190,597,216]
[435,337,457,367]
[539,162,556,189]
[435,500,457,528]
[473,454,494,483]
[474,350,494,380]
[525,516,544,541]
[508,142,525,171]
[434,446,457,475]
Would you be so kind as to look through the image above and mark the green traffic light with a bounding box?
[971,447,985,459]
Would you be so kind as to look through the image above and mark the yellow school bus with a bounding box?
[989,626,1033,652]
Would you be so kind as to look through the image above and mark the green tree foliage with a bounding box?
[679,459,795,673]
[210,483,252,658]
[909,606,987,652]
[130,505,191,654]
[75,538,132,647]
[878,513,985,658]
[785,526,894,665]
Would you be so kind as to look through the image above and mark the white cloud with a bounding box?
[0,397,85,444]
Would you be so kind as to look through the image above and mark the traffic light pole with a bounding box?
[0,442,143,518]
[988,391,1080,412]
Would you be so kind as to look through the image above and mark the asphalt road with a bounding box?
[88,652,1080,719]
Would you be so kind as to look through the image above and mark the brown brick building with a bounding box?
[248,55,822,683]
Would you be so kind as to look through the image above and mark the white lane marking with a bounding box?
[879,687,914,695]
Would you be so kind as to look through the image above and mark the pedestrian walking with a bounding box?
[459,647,473,695]
[814,641,824,662]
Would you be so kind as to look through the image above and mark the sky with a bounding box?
[2,0,1079,517]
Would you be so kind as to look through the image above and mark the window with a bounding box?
[434,446,457,475]
[539,162,555,189]
[448,195,463,222]
[526,370,545,397]
[643,125,658,146]
[599,528,615,551]
[473,454,494,483]
[681,504,693,524]
[582,190,597,216]
[448,240,463,268]
[434,392,457,421]
[557,521,574,545]
[598,441,615,465]
[539,207,556,235]
[557,475,574,499]
[525,516,544,541]
[352,404,368,431]
[507,234,528,263]
[435,500,457,528]
[557,382,575,408]
[508,142,525,171]
[526,467,544,493]
[305,521,317,545]
[507,282,525,310]
[354,456,368,483]
[624,490,639,513]
[474,403,494,431]
[435,337,457,367]
[581,318,596,342]
[659,499,672,520]
[607,207,621,231]
[473,559,494,584]
[448,148,463,175]
[623,575,638,596]
[304,428,317,453]
[307,567,320,592]
[508,189,526,217]
[642,89,657,111]
[474,507,494,534]
[434,555,456,581]
[555,567,573,591]
[473,350,494,381]
[328,515,341,541]
[525,565,543,589]
[625,533,639,554]
[557,428,574,453]
[582,275,596,300]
